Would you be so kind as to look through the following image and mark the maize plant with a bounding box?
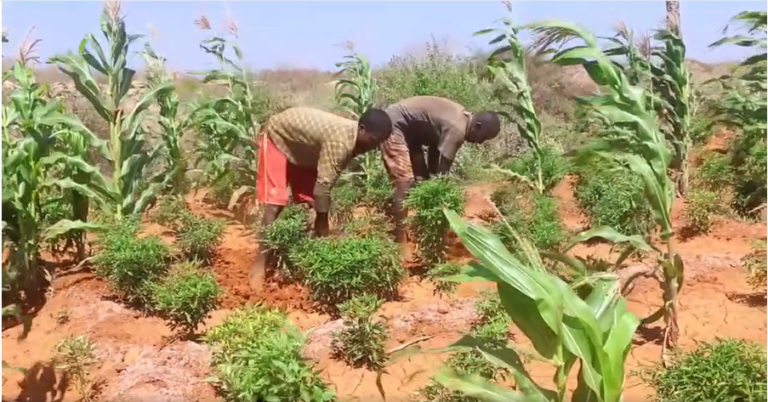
[526,21,682,361]
[141,43,192,196]
[474,2,546,194]
[394,210,640,402]
[333,46,391,208]
[191,16,261,211]
[602,23,653,88]
[49,2,174,218]
[652,27,693,197]
[708,11,767,214]
[2,62,109,294]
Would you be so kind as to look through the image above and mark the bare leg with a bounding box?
[250,204,284,291]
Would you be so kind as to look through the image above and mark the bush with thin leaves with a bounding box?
[426,262,463,298]
[289,236,403,311]
[332,295,389,370]
[682,189,721,235]
[150,261,220,336]
[205,305,337,402]
[54,335,98,402]
[92,218,171,308]
[502,146,570,194]
[742,242,767,292]
[642,338,767,402]
[258,205,311,279]
[492,188,567,253]
[174,211,226,264]
[405,177,466,268]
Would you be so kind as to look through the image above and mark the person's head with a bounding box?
[354,108,393,155]
[465,112,501,144]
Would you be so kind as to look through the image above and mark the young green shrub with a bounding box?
[426,262,463,298]
[332,295,389,370]
[502,146,570,194]
[339,211,392,240]
[205,305,336,402]
[150,261,221,336]
[573,157,655,237]
[54,335,98,402]
[150,195,190,228]
[643,339,767,402]
[92,218,171,307]
[289,236,403,311]
[694,150,734,192]
[492,190,567,253]
[742,242,767,292]
[416,291,512,402]
[330,184,360,227]
[174,212,226,264]
[682,189,721,235]
[259,205,311,278]
[405,177,466,268]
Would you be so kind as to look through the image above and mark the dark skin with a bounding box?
[392,116,498,249]
[250,124,384,291]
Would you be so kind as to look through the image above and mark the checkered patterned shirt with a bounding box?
[265,107,357,188]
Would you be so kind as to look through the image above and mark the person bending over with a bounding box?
[250,106,393,291]
[380,96,501,248]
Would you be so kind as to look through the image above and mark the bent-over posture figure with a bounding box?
[250,106,393,291]
[381,96,501,247]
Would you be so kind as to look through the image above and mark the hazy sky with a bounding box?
[3,1,766,72]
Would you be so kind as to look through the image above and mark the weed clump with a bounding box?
[425,262,463,298]
[205,305,336,402]
[92,218,171,307]
[742,242,767,292]
[503,145,570,193]
[643,339,767,402]
[174,212,226,264]
[339,211,392,240]
[54,335,98,402]
[150,261,221,336]
[683,189,721,235]
[289,236,403,310]
[150,195,190,228]
[405,177,466,268]
[574,158,654,236]
[492,186,566,253]
[259,205,310,278]
[332,295,389,370]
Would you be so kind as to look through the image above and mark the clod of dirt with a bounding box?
[97,342,217,402]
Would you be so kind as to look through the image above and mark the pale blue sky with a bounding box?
[3,1,766,72]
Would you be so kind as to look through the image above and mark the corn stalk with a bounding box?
[527,21,682,362]
[392,210,640,402]
[652,27,692,197]
[191,16,260,211]
[475,2,546,194]
[2,62,109,294]
[333,46,387,199]
[141,43,191,196]
[49,2,174,219]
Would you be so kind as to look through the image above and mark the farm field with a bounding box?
[2,2,767,402]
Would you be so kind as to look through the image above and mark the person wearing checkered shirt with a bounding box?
[250,106,393,291]
[380,96,501,252]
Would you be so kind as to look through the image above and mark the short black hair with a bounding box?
[358,108,393,141]
[472,112,501,139]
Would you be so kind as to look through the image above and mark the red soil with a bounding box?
[2,178,766,402]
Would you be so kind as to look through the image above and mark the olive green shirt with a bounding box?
[384,96,472,161]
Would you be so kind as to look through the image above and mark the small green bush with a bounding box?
[330,184,360,226]
[574,158,655,236]
[729,126,767,215]
[405,177,466,268]
[503,145,570,193]
[683,189,721,235]
[332,295,389,370]
[643,339,767,402]
[417,292,511,402]
[426,262,463,297]
[742,242,767,292]
[205,306,336,402]
[150,195,190,228]
[175,212,226,264]
[92,218,171,307]
[289,236,403,310]
[259,205,310,278]
[493,190,566,253]
[150,261,220,336]
[339,211,392,240]
[694,150,733,191]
